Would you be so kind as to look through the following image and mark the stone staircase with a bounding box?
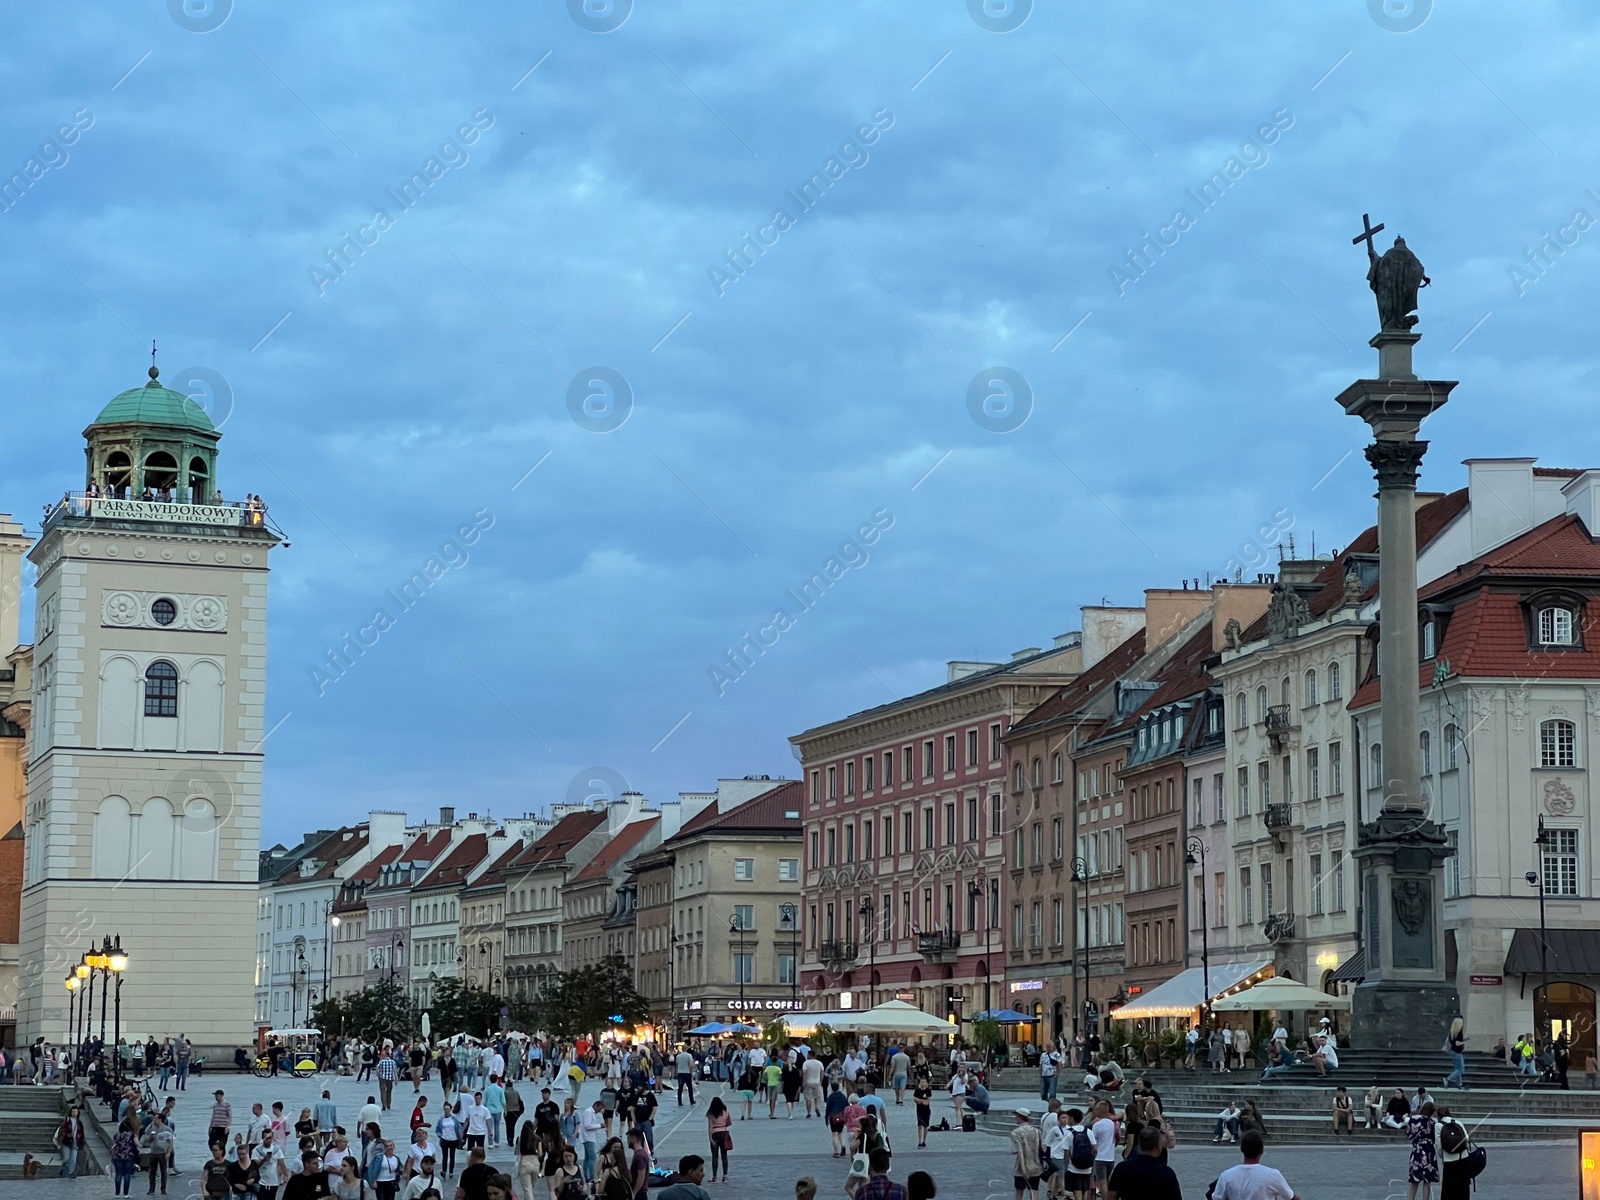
[974,1049,1600,1146]
[0,1085,74,1179]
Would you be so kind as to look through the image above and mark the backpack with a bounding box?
[1069,1126,1096,1171]
[1465,1145,1488,1179]
[1440,1120,1469,1155]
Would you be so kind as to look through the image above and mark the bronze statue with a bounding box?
[1353,213,1431,331]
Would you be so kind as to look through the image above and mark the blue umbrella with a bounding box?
[974,1008,1031,1024]
[686,1021,732,1035]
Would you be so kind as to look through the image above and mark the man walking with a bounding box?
[175,1038,192,1091]
[1040,1043,1061,1102]
[1105,1126,1180,1200]
[675,1046,696,1106]
[1010,1108,1043,1200]
[378,1051,399,1111]
[1210,1130,1299,1199]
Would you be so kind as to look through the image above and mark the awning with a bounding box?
[1111,961,1273,1020]
[1211,974,1350,1012]
[1330,950,1366,983]
[1505,928,1600,976]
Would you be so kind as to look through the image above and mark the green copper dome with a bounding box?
[91,370,215,432]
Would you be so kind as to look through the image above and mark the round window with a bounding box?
[151,598,177,626]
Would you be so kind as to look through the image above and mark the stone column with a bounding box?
[1336,329,1461,1048]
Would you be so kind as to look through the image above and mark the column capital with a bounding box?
[1365,439,1429,489]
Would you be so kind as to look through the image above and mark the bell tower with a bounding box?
[16,366,280,1056]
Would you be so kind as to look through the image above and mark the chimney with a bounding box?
[1011,647,1042,661]
[1143,588,1211,649]
[1079,606,1146,670]
[439,806,456,826]
[1563,470,1600,537]
[1209,582,1274,652]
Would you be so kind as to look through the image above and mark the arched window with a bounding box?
[1541,719,1577,768]
[104,450,132,497]
[1329,661,1342,700]
[1538,607,1576,646]
[1304,669,1319,706]
[1370,743,1383,786]
[1032,758,1043,788]
[1235,692,1246,730]
[1255,686,1269,722]
[143,450,178,494]
[144,660,179,717]
[1052,752,1063,783]
[1013,762,1025,792]
[1281,677,1292,708]
[1444,723,1458,770]
[188,456,210,503]
[1420,730,1432,775]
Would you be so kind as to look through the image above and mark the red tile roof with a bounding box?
[1006,629,1149,737]
[505,810,607,874]
[668,781,803,844]
[465,839,529,891]
[344,841,405,886]
[413,833,489,891]
[1240,488,1470,641]
[306,827,370,880]
[569,814,660,885]
[1350,514,1600,707]
[1103,621,1216,735]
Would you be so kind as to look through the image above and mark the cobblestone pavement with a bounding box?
[16,1070,1580,1199]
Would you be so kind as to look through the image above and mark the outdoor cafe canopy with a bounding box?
[1111,960,1272,1021]
[823,1000,954,1036]
[1209,973,1350,1012]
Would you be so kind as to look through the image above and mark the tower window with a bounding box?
[144,660,179,717]
[151,598,177,626]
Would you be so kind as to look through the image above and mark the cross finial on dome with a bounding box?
[148,339,158,384]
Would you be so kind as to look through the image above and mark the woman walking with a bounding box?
[1443,1018,1466,1090]
[435,1104,461,1179]
[1208,1027,1225,1075]
[706,1096,733,1184]
[595,1139,632,1200]
[110,1119,140,1196]
[516,1113,544,1200]
[1405,1101,1440,1200]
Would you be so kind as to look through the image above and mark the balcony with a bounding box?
[1263,803,1293,830]
[1262,912,1297,943]
[917,930,960,964]
[44,491,270,532]
[1263,704,1297,751]
[818,940,858,968]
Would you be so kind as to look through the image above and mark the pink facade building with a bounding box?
[790,643,1083,1021]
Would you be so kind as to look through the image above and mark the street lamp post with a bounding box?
[858,897,876,1009]
[73,958,90,1074]
[1184,837,1211,1031]
[389,934,405,984]
[729,915,746,1016]
[779,905,799,1009]
[292,952,308,1027]
[1530,815,1553,1043]
[1069,858,1089,1037]
[94,938,111,1049]
[107,936,129,1086]
[79,956,95,1071]
[967,878,992,1018]
[327,913,340,998]
[64,974,79,1069]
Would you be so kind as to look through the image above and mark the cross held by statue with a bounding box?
[1353,213,1386,260]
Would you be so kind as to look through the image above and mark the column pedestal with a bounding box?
[1335,328,1460,1050]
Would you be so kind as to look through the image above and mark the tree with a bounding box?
[341,979,417,1043]
[426,977,506,1040]
[970,1016,1006,1065]
[540,956,648,1037]
[309,994,347,1038]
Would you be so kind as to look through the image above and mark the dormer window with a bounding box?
[1421,618,1438,660]
[1539,606,1575,646]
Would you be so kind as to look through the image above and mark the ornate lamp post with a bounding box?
[779,905,799,1009]
[858,897,876,1009]
[1184,838,1211,1030]
[108,936,129,1086]
[1529,815,1552,1043]
[327,913,340,997]
[389,934,405,984]
[729,915,747,1016]
[64,974,79,1071]
[1069,858,1089,1036]
[292,951,309,1026]
[967,877,992,1018]
[73,958,90,1073]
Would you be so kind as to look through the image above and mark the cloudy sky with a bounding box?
[4,1,1597,842]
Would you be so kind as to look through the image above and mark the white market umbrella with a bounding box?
[824,1000,954,1036]
[422,1013,432,1044]
[1209,975,1350,1012]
